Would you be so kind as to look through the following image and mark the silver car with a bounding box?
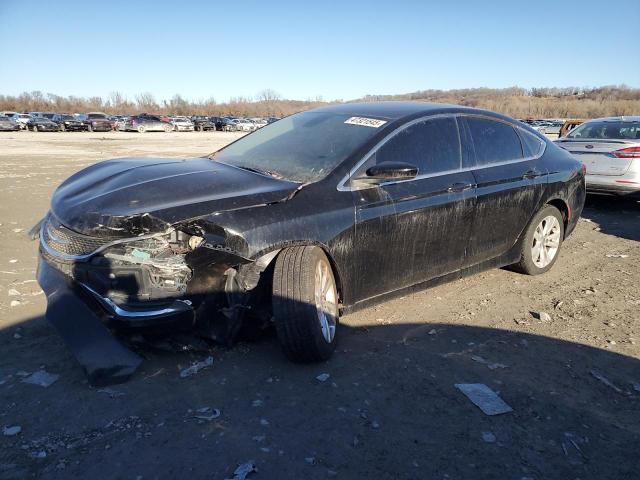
[555,116,640,196]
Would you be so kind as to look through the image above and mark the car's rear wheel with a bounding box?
[164,124,172,133]
[512,205,564,275]
[137,125,146,133]
[272,246,339,362]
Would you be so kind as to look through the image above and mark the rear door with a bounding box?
[349,116,476,301]
[460,116,547,264]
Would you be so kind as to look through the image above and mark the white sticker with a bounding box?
[344,116,387,128]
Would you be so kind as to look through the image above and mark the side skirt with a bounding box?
[341,247,521,316]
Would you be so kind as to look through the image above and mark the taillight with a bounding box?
[581,163,587,176]
[612,146,640,158]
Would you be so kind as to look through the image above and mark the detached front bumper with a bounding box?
[37,256,146,386]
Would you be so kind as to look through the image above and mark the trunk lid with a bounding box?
[555,139,635,176]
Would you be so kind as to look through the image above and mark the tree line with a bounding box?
[0,86,638,119]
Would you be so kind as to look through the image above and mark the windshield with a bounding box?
[88,114,107,119]
[567,120,640,140]
[60,115,74,120]
[212,111,386,183]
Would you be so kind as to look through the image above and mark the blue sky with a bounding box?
[0,0,638,102]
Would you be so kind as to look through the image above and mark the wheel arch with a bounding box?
[254,242,346,306]
[545,197,570,237]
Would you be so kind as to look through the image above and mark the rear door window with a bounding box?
[464,117,524,167]
[374,117,461,176]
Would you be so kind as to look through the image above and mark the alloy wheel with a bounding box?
[531,215,561,268]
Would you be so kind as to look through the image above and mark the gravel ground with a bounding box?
[0,131,638,480]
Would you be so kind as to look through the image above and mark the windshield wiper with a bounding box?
[234,165,284,179]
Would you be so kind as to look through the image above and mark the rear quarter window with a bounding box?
[465,117,523,166]
[518,129,545,157]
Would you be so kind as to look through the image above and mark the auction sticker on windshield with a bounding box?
[344,117,387,128]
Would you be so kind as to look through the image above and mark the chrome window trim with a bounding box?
[337,113,546,191]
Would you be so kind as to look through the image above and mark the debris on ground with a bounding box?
[471,355,508,370]
[10,300,21,307]
[8,288,20,296]
[531,311,552,322]
[227,461,257,480]
[97,387,125,398]
[590,369,625,395]
[316,373,330,382]
[3,426,22,436]
[605,254,629,258]
[481,431,496,443]
[179,356,214,378]
[22,370,59,388]
[192,407,221,421]
[455,383,513,415]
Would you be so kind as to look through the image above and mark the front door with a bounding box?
[348,116,476,302]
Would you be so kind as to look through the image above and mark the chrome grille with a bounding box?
[42,218,110,258]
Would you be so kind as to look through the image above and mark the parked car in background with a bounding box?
[250,118,268,129]
[0,115,20,131]
[33,102,585,384]
[53,114,87,131]
[41,112,56,120]
[169,116,194,132]
[114,116,130,131]
[217,117,237,132]
[191,116,217,131]
[266,116,281,124]
[234,118,255,132]
[82,112,113,132]
[11,113,32,129]
[555,116,640,196]
[125,114,173,133]
[559,119,585,137]
[27,116,59,132]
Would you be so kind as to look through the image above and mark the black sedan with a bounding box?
[53,114,87,132]
[27,116,60,132]
[191,116,217,131]
[33,102,585,385]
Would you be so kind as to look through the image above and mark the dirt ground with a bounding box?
[0,131,638,480]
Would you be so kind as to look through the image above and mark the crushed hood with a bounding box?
[51,157,299,237]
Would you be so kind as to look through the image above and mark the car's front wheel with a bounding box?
[137,125,146,133]
[513,205,564,275]
[164,124,172,133]
[272,246,339,362]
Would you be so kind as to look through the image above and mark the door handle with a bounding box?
[447,182,475,193]
[523,170,542,179]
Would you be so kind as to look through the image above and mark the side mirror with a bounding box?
[358,161,418,185]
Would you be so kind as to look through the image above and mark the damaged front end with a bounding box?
[35,212,268,386]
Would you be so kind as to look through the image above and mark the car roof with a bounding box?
[583,116,640,123]
[311,101,504,121]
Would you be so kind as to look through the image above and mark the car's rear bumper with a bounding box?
[586,173,640,195]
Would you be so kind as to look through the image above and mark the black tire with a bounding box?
[512,205,564,275]
[272,246,339,362]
